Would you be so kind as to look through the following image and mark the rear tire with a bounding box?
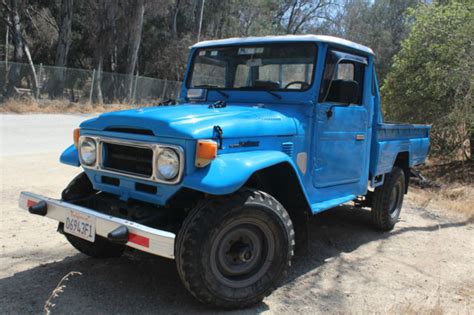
[175,188,294,309]
[371,167,405,231]
[61,172,125,258]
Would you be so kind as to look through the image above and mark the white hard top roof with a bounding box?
[191,35,374,55]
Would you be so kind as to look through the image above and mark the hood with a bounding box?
[80,104,297,139]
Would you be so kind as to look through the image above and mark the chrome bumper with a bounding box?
[19,191,175,259]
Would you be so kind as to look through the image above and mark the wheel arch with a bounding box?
[393,151,410,193]
[182,151,312,250]
[244,162,312,249]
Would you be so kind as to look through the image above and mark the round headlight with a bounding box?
[80,138,97,165]
[157,148,179,180]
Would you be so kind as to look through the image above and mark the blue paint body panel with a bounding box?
[183,151,301,195]
[60,144,80,166]
[59,35,430,214]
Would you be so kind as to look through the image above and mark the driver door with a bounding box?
[312,50,370,202]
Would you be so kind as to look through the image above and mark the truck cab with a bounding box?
[20,35,430,308]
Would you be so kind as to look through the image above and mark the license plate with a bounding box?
[64,210,96,242]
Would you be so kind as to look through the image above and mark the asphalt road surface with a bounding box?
[0,114,473,314]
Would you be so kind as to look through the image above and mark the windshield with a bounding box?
[187,43,317,91]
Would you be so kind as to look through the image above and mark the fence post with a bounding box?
[89,69,95,104]
[38,63,43,89]
[161,79,168,100]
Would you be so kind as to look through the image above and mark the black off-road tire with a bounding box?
[371,167,406,231]
[64,233,125,258]
[61,172,125,258]
[175,188,295,309]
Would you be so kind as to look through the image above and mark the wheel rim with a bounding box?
[210,217,275,288]
[388,181,403,218]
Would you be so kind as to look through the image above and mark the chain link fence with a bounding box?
[0,61,182,105]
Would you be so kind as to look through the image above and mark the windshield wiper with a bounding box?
[193,85,229,99]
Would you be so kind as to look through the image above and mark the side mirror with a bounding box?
[326,79,359,104]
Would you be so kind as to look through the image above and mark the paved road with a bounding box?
[0,114,473,314]
[0,114,94,157]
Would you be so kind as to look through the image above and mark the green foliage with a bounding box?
[340,0,418,81]
[382,1,474,159]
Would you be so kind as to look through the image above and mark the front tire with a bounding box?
[61,172,125,258]
[371,167,406,231]
[175,189,294,308]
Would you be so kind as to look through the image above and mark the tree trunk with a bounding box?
[197,0,205,42]
[1,17,8,94]
[470,129,473,160]
[172,0,181,37]
[91,0,115,103]
[5,0,24,98]
[94,56,103,104]
[22,43,39,99]
[50,0,74,98]
[125,0,145,102]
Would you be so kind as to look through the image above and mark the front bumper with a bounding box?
[19,191,175,259]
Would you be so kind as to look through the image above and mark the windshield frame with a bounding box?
[185,42,318,93]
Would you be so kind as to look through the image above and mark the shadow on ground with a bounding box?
[1,205,470,314]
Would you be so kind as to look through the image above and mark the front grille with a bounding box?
[103,143,153,177]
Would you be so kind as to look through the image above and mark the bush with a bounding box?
[381,1,473,159]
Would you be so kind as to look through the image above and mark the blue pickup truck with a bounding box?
[20,35,430,308]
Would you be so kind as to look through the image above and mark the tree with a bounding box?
[335,0,419,81]
[124,0,145,102]
[275,0,337,34]
[382,1,474,159]
[90,0,118,103]
[2,0,39,98]
[50,0,73,97]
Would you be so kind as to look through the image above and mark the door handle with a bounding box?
[356,134,365,141]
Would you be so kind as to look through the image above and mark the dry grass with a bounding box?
[0,99,142,113]
[409,159,474,218]
[44,271,82,315]
[407,185,474,217]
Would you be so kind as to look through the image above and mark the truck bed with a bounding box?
[370,123,431,179]
[377,123,431,141]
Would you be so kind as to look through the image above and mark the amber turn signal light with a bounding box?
[73,128,80,148]
[195,140,217,167]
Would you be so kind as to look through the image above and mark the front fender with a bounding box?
[183,150,299,195]
[60,144,80,166]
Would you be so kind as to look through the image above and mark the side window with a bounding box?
[336,63,354,80]
[331,61,364,104]
[319,51,366,105]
